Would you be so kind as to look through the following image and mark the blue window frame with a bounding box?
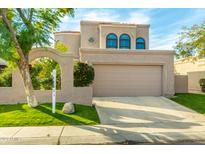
[136,38,145,49]
[106,33,118,48]
[119,34,131,49]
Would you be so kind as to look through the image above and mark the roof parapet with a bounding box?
[54,31,80,35]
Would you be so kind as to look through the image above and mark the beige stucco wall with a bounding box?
[0,48,92,106]
[71,87,93,106]
[80,48,175,97]
[80,21,100,48]
[188,71,205,92]
[175,75,188,93]
[54,32,80,58]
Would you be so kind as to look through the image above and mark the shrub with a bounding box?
[74,61,94,87]
[30,58,61,90]
[0,66,12,87]
[199,79,205,87]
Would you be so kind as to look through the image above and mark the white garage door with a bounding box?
[93,65,162,97]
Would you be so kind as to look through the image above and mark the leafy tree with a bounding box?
[55,40,69,52]
[0,8,74,107]
[30,58,61,90]
[175,21,205,60]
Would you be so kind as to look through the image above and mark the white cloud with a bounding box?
[82,11,119,22]
[82,9,151,24]
[126,11,150,24]
[59,9,153,32]
[61,16,69,23]
[59,9,120,31]
[59,9,153,31]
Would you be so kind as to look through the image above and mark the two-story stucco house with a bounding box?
[54,20,175,97]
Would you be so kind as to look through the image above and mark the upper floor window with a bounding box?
[136,38,145,49]
[106,33,118,48]
[120,34,131,49]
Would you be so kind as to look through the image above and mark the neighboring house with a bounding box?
[175,58,205,75]
[175,58,205,93]
[54,20,175,97]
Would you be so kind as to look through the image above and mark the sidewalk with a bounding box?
[1,124,205,145]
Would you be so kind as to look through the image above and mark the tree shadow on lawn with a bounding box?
[0,103,26,114]
[35,103,99,125]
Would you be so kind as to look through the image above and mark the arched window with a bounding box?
[136,38,145,49]
[106,33,118,48]
[120,34,131,49]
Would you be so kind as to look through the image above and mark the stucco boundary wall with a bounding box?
[174,73,205,94]
[0,48,93,106]
[187,71,205,92]
[175,75,188,93]
[174,72,205,93]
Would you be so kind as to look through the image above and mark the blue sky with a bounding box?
[58,8,205,50]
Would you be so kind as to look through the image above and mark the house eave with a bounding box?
[80,48,175,55]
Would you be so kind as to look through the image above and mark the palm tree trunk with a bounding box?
[19,63,38,107]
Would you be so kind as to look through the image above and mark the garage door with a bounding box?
[93,65,162,97]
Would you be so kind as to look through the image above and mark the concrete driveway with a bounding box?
[90,97,205,144]
[93,96,205,127]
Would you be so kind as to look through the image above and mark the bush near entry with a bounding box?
[0,66,12,87]
[74,61,94,87]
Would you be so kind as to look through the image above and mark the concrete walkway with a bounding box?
[1,97,205,144]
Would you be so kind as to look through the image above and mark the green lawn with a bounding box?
[0,103,100,127]
[170,93,205,115]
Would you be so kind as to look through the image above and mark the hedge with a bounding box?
[74,61,94,87]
